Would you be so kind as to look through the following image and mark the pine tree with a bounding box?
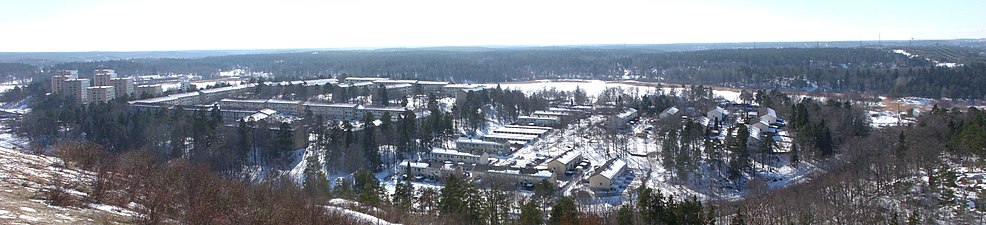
[519,198,543,225]
[548,197,579,225]
[392,180,414,211]
[361,113,381,171]
[302,154,330,198]
[617,204,635,225]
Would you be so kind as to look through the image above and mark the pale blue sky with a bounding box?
[1,0,983,52]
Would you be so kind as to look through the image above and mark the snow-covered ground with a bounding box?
[868,110,912,128]
[0,145,133,223]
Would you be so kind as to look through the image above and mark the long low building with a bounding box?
[492,127,551,137]
[503,125,552,131]
[517,116,560,127]
[472,168,555,185]
[482,133,539,144]
[428,148,489,165]
[456,138,511,155]
[220,98,303,115]
[304,102,358,121]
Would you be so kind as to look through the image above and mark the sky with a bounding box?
[1,0,984,52]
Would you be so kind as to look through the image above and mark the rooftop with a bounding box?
[593,158,627,180]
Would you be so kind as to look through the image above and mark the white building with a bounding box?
[707,106,726,124]
[659,106,679,119]
[610,108,639,129]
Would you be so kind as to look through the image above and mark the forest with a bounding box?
[2,46,985,99]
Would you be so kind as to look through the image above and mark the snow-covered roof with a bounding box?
[417,81,449,85]
[336,81,375,88]
[221,98,267,104]
[383,83,413,89]
[485,169,553,178]
[300,78,337,86]
[593,158,627,180]
[444,84,479,89]
[373,79,418,84]
[199,84,251,94]
[766,107,777,117]
[492,127,550,136]
[503,125,552,130]
[517,115,559,121]
[533,111,569,116]
[661,106,679,115]
[617,108,638,118]
[698,116,711,127]
[399,160,429,169]
[358,105,407,112]
[549,150,581,165]
[482,133,539,141]
[267,99,302,104]
[304,102,358,108]
[258,109,277,115]
[130,91,199,104]
[345,77,388,82]
[456,138,504,146]
[430,148,481,158]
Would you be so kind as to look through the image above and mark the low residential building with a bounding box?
[707,106,726,124]
[503,125,552,131]
[473,168,555,185]
[265,99,303,115]
[416,81,449,95]
[482,133,539,144]
[428,148,489,165]
[398,160,466,181]
[516,116,560,127]
[304,102,357,121]
[456,138,510,155]
[136,84,164,98]
[356,105,405,120]
[130,92,199,106]
[610,108,639,129]
[659,106,679,119]
[443,84,480,97]
[545,149,583,176]
[492,127,550,137]
[588,158,628,190]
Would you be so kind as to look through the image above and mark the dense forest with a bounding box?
[2,46,985,99]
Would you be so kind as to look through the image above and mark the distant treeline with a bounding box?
[2,47,985,99]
